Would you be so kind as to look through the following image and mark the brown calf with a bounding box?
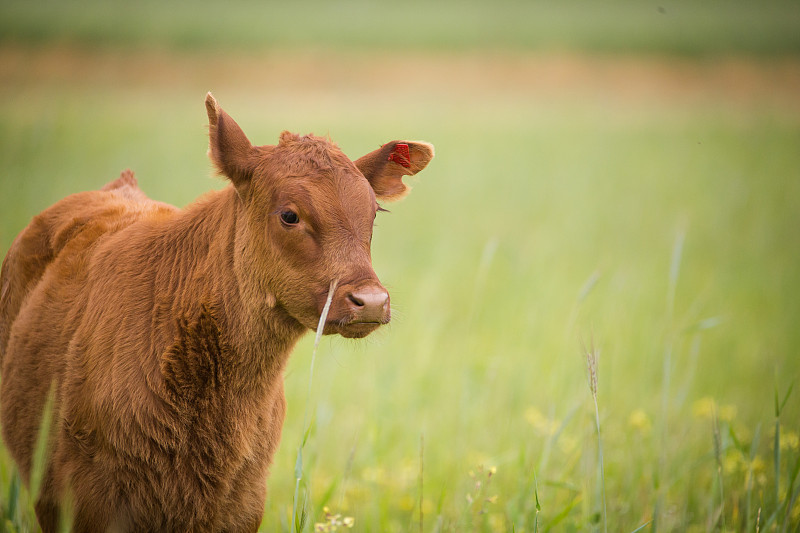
[0,93,433,532]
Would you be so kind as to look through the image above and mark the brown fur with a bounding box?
[0,93,433,532]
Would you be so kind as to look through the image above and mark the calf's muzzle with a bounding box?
[323,280,390,338]
[346,286,390,323]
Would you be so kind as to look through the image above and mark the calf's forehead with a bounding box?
[303,170,377,235]
[265,137,376,215]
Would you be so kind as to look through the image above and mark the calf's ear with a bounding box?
[205,92,260,191]
[355,141,434,201]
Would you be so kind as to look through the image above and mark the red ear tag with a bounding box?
[388,143,411,168]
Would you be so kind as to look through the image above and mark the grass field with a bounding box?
[1,1,800,531]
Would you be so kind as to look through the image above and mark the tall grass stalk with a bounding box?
[781,456,800,533]
[336,443,357,511]
[566,269,601,339]
[711,406,725,531]
[661,226,686,423]
[4,470,20,526]
[532,468,541,533]
[655,227,687,531]
[584,337,607,533]
[665,226,685,323]
[466,237,498,328]
[419,434,424,533]
[745,423,762,530]
[30,384,56,504]
[292,279,338,532]
[771,377,794,531]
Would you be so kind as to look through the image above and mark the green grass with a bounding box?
[1,0,800,56]
[1,17,800,532]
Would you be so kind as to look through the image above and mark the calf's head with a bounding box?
[205,93,433,338]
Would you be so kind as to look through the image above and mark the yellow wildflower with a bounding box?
[489,513,505,532]
[399,495,415,511]
[724,450,743,474]
[692,397,716,419]
[628,408,652,434]
[718,404,737,422]
[780,430,799,451]
[691,397,737,421]
[524,406,560,435]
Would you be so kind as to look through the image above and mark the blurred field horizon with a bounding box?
[1,1,799,531]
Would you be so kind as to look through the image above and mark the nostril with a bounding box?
[347,293,365,308]
[346,287,389,321]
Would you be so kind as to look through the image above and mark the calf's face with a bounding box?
[205,93,433,338]
[258,133,388,338]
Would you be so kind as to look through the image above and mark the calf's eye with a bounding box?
[280,210,300,226]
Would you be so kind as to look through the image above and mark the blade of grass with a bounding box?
[5,470,20,524]
[536,403,579,476]
[780,453,800,533]
[711,405,725,531]
[582,336,606,533]
[30,383,56,503]
[746,423,762,531]
[532,468,541,533]
[418,434,424,533]
[666,225,686,322]
[337,441,357,510]
[542,494,581,532]
[576,269,602,304]
[292,278,338,532]
[315,477,339,514]
[656,226,686,532]
[466,236,498,328]
[565,269,602,338]
[292,448,304,532]
[773,375,793,531]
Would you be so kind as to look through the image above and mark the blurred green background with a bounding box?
[1,1,799,531]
